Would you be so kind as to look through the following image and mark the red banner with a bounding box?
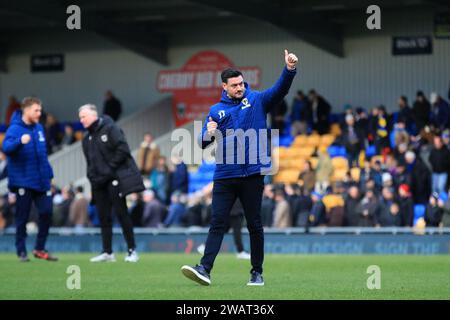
[157,50,261,127]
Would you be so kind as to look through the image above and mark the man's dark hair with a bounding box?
[76,186,84,193]
[21,97,42,109]
[221,68,243,84]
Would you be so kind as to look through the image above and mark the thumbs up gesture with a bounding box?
[207,116,218,135]
[284,49,298,70]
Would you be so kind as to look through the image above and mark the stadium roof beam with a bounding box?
[189,0,344,57]
[0,0,169,65]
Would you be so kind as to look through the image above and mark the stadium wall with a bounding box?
[0,9,448,121]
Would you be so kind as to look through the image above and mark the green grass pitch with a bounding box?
[0,253,449,300]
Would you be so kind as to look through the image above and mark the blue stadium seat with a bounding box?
[413,204,426,226]
[328,145,346,158]
[366,145,377,158]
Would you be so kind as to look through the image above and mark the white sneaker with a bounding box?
[197,244,205,255]
[125,250,139,262]
[90,252,116,262]
[236,251,251,260]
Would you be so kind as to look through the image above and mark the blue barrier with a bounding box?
[1,228,449,254]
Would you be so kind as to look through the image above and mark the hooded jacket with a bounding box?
[81,115,144,196]
[2,110,53,192]
[199,67,296,180]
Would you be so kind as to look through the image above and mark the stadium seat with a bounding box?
[330,123,342,136]
[296,146,315,158]
[0,133,5,146]
[309,157,318,169]
[322,194,345,211]
[331,168,348,182]
[292,135,308,146]
[320,134,336,147]
[74,131,83,141]
[350,167,361,181]
[365,145,377,158]
[413,204,426,226]
[327,145,346,158]
[306,134,321,148]
[273,169,300,184]
[331,156,348,170]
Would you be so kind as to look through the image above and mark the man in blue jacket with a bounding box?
[2,97,57,262]
[182,50,298,286]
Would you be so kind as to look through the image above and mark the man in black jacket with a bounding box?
[79,104,144,262]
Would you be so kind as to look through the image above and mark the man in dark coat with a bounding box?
[405,151,431,204]
[308,90,331,134]
[103,90,122,122]
[412,91,430,132]
[79,104,144,263]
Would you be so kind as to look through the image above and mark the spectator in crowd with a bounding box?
[294,187,313,227]
[298,160,315,192]
[164,192,186,227]
[150,156,170,204]
[442,188,450,227]
[103,90,122,121]
[341,114,364,168]
[378,187,397,227]
[272,188,291,228]
[0,151,7,180]
[52,186,73,227]
[355,188,379,227]
[425,192,444,227]
[393,162,411,189]
[270,98,288,133]
[355,107,369,140]
[381,172,394,189]
[68,186,89,230]
[0,192,16,229]
[308,89,331,134]
[137,133,160,176]
[261,184,275,227]
[61,125,76,147]
[405,150,431,204]
[309,191,327,227]
[430,93,450,131]
[284,184,299,227]
[315,148,333,193]
[290,90,312,136]
[227,199,251,259]
[397,95,413,132]
[128,193,144,227]
[392,121,410,150]
[412,91,431,132]
[429,135,450,194]
[170,155,188,195]
[344,185,361,226]
[5,96,21,126]
[373,105,390,155]
[442,130,450,150]
[142,189,166,228]
[371,160,384,191]
[398,184,414,226]
[44,113,62,154]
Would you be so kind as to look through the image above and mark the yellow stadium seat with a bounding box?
[297,147,315,158]
[370,155,384,166]
[322,194,345,211]
[306,134,320,148]
[274,147,289,158]
[330,123,342,136]
[309,157,319,169]
[331,156,348,170]
[0,133,5,146]
[273,169,300,184]
[350,167,361,181]
[75,131,83,141]
[320,134,336,147]
[292,135,308,146]
[331,168,348,182]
